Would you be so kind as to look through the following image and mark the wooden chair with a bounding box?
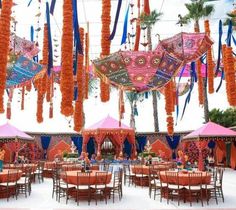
[133,165,148,187]
[52,169,60,200]
[17,167,32,197]
[123,164,134,186]
[34,161,44,183]
[148,168,160,198]
[76,172,91,205]
[203,172,218,205]
[186,172,204,207]
[215,167,224,202]
[107,170,121,203]
[0,170,19,201]
[90,171,108,205]
[165,171,184,205]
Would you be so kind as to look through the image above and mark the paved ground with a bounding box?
[0,168,236,210]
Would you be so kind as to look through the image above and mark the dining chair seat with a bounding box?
[189,185,202,190]
[151,179,160,185]
[0,182,17,186]
[76,185,90,190]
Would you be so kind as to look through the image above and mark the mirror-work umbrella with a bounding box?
[93,32,213,92]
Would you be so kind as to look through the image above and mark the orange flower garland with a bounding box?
[164,81,174,136]
[49,101,53,118]
[0,0,13,113]
[6,101,11,119]
[26,82,32,92]
[60,0,74,116]
[84,32,89,99]
[196,60,204,105]
[224,46,236,106]
[204,20,214,94]
[36,78,44,123]
[46,75,51,102]
[100,0,111,102]
[74,27,85,132]
[134,0,141,51]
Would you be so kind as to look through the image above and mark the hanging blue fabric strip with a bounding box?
[30,26,34,42]
[216,70,224,92]
[0,0,2,9]
[215,20,222,76]
[46,2,53,76]
[200,53,206,65]
[166,135,180,159]
[232,35,236,46]
[50,0,56,15]
[109,0,123,40]
[27,0,33,7]
[72,0,83,55]
[226,20,232,47]
[121,3,130,45]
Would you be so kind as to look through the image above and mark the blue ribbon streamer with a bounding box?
[46,2,53,76]
[50,0,56,15]
[0,0,2,9]
[30,26,34,42]
[27,0,33,7]
[226,20,232,47]
[121,4,130,45]
[232,35,236,46]
[109,0,122,40]
[215,20,222,76]
[216,70,224,92]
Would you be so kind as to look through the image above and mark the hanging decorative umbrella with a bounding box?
[93,50,183,92]
[156,32,213,63]
[93,32,213,92]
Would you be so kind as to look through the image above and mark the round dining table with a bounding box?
[0,169,22,183]
[64,170,112,185]
[131,164,171,175]
[4,164,37,173]
[160,170,211,186]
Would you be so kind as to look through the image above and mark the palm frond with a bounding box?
[226,12,236,18]
[140,9,163,27]
[203,5,214,16]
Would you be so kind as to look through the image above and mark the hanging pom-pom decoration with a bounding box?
[49,101,53,118]
[6,101,11,119]
[60,0,74,116]
[0,0,13,113]
[74,27,85,132]
[204,20,214,94]
[100,0,111,102]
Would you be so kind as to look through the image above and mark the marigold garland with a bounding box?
[196,60,204,105]
[164,81,174,136]
[36,78,44,123]
[204,20,214,94]
[144,0,150,15]
[100,0,111,102]
[0,0,13,113]
[224,46,236,106]
[46,75,51,102]
[6,101,11,119]
[134,0,141,51]
[26,82,32,92]
[49,101,53,118]
[60,0,74,116]
[74,27,85,132]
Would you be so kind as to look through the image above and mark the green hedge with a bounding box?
[139,152,156,158]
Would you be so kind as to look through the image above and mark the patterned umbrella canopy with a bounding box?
[156,32,213,63]
[93,32,213,92]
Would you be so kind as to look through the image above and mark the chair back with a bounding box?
[95,171,108,187]
[188,172,202,189]
[76,172,91,188]
[112,171,120,188]
[7,170,18,185]
[216,167,224,185]
[165,171,179,186]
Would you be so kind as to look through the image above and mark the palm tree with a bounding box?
[140,10,162,132]
[224,7,236,28]
[126,92,143,129]
[180,0,217,122]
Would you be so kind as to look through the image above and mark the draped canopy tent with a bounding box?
[82,116,136,159]
[182,122,236,170]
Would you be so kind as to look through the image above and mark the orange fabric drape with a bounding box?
[230,143,236,169]
[151,139,172,160]
[196,141,208,171]
[216,141,226,163]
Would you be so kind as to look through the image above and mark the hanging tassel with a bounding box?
[100,80,110,102]
[204,20,214,94]
[49,101,53,118]
[21,86,25,110]
[6,101,11,119]
[60,0,74,116]
[0,0,13,113]
[26,82,32,92]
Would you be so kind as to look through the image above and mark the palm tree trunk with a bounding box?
[152,90,159,132]
[147,25,159,132]
[203,78,210,122]
[195,20,210,123]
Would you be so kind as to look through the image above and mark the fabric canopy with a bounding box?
[82,116,136,159]
[183,122,236,141]
[0,123,34,142]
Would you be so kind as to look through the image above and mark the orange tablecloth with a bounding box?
[0,169,22,183]
[132,164,171,175]
[160,171,211,186]
[4,164,37,172]
[64,170,112,185]
[61,165,99,171]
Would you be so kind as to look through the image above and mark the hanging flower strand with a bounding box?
[74,27,85,132]
[0,0,13,113]
[100,0,111,102]
[60,0,74,116]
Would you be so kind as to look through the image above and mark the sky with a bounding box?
[0,0,235,133]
